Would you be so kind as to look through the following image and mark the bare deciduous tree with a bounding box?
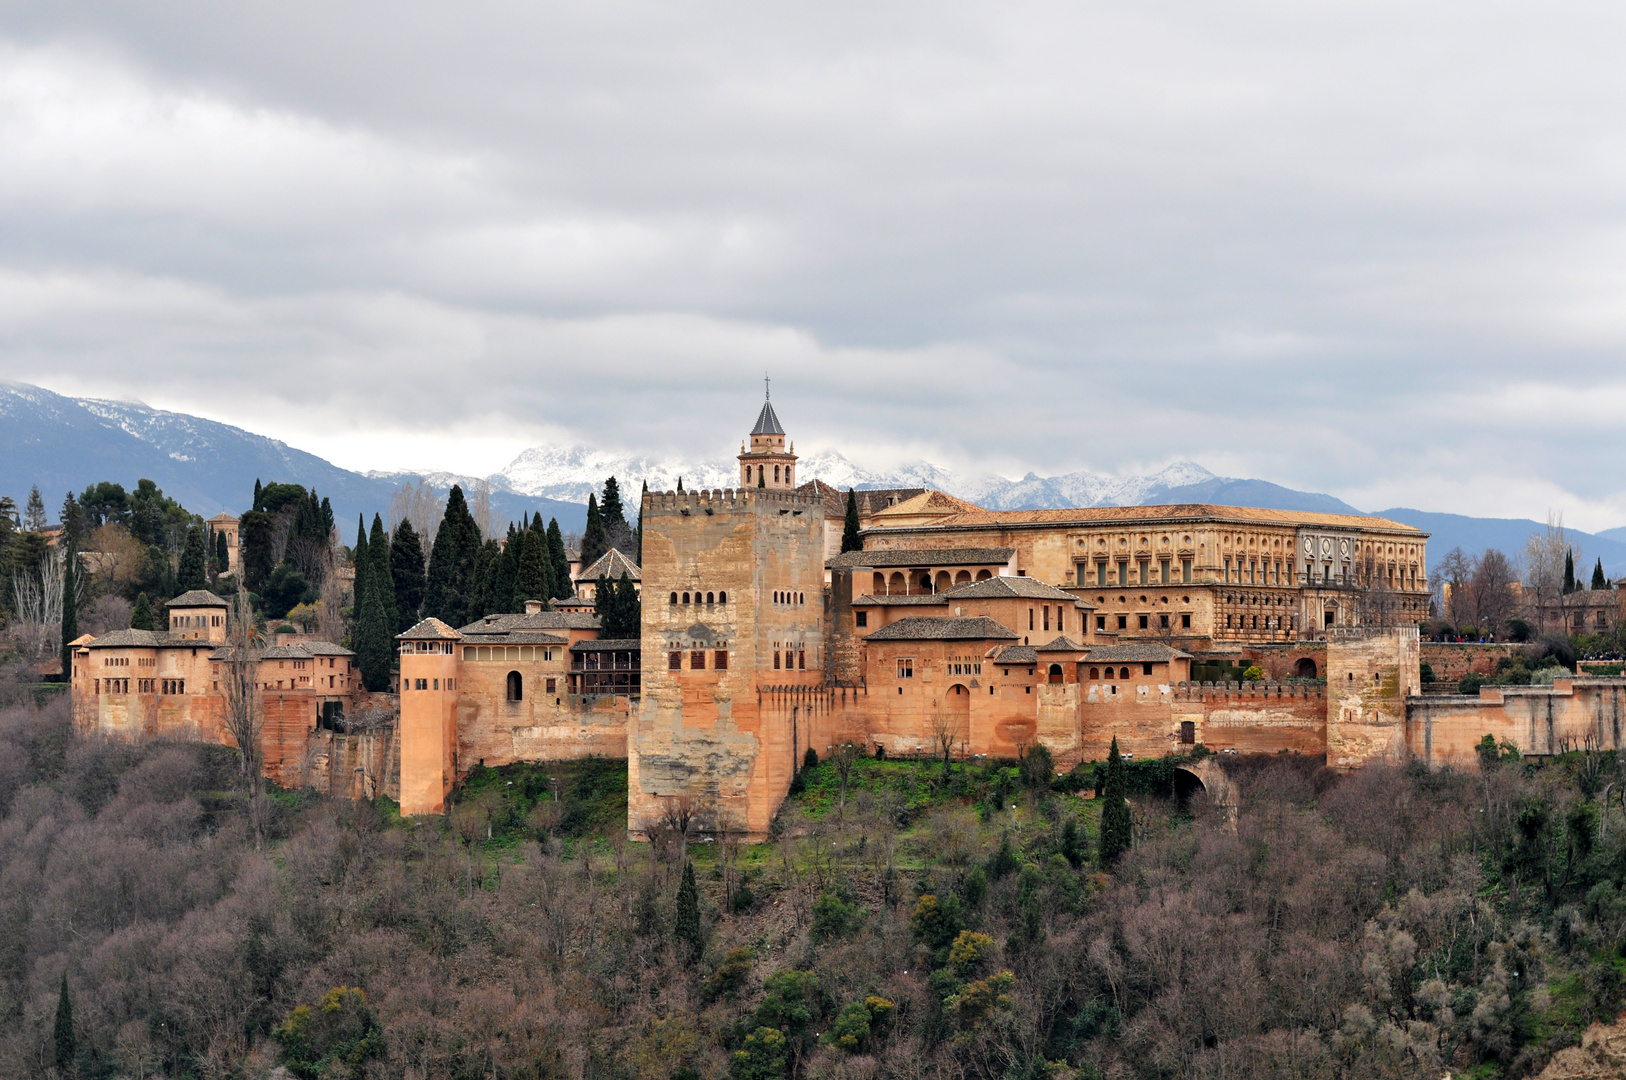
[1524,512,1572,634]
[930,711,962,781]
[388,480,446,553]
[220,589,267,848]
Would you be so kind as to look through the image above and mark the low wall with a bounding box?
[1419,642,1520,681]
[1407,678,1626,769]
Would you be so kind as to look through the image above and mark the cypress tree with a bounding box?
[252,478,263,512]
[390,518,426,629]
[469,539,499,621]
[546,518,571,599]
[178,523,208,591]
[593,574,614,631]
[215,529,229,571]
[61,547,78,676]
[369,515,398,637]
[615,571,640,638]
[54,972,74,1072]
[516,525,551,607]
[355,571,392,692]
[320,496,335,541]
[424,485,480,627]
[580,494,606,571]
[841,489,862,553]
[353,516,370,628]
[1563,548,1577,594]
[131,592,154,631]
[1592,558,1608,591]
[1097,737,1132,866]
[533,517,557,601]
[674,861,701,960]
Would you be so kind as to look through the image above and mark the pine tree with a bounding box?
[1592,558,1608,591]
[369,515,398,637]
[61,547,78,676]
[178,523,208,591]
[675,861,701,960]
[1097,737,1132,865]
[131,592,154,631]
[215,529,229,571]
[390,517,426,630]
[580,494,607,571]
[54,971,74,1072]
[546,519,571,599]
[24,485,47,532]
[841,488,862,553]
[516,525,551,607]
[353,516,370,630]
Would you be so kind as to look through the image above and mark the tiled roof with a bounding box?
[167,589,229,608]
[458,611,601,634]
[872,502,1423,535]
[462,630,569,645]
[994,645,1038,664]
[751,399,785,436]
[852,594,950,606]
[207,639,352,662]
[1084,643,1193,662]
[68,633,96,648]
[868,490,981,521]
[938,576,1084,602]
[571,638,642,652]
[864,616,1019,641]
[827,546,1016,569]
[553,595,596,609]
[397,617,463,641]
[85,629,176,649]
[1037,635,1087,652]
[300,641,354,656]
[797,480,927,519]
[578,548,641,581]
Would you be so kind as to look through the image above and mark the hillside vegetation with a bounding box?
[2,670,1625,1077]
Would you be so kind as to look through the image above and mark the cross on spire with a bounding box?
[764,374,771,400]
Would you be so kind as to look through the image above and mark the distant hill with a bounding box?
[0,382,586,534]
[1372,509,1626,580]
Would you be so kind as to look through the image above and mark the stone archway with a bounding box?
[1173,758,1237,826]
[1295,657,1318,679]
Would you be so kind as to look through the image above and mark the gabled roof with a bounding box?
[85,629,175,649]
[578,548,641,582]
[458,611,601,634]
[867,490,981,524]
[68,633,96,648]
[553,595,596,611]
[938,576,1085,603]
[827,546,1015,569]
[864,616,1019,642]
[852,594,950,607]
[397,617,463,641]
[994,645,1038,664]
[797,480,928,520]
[1085,643,1193,662]
[751,399,785,436]
[167,589,229,608]
[1037,635,1087,652]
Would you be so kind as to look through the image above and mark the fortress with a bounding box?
[71,394,1626,835]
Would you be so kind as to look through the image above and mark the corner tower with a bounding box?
[739,383,798,490]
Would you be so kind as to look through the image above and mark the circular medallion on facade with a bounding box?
[1303,537,1314,554]
[1321,538,1332,556]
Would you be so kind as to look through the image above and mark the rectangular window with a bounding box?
[1077,563,1087,586]
[1160,614,1169,629]
[855,611,868,627]
[1042,606,1050,631]
[1117,615,1128,630]
[1117,561,1128,584]
[668,651,682,670]
[1182,558,1192,583]
[1058,608,1065,632]
[1180,720,1196,745]
[545,678,556,693]
[1182,613,1191,628]
[1160,561,1170,584]
[690,651,706,670]
[433,679,439,690]
[1097,560,1108,585]
[897,658,914,678]
[774,651,781,669]
[714,651,728,670]
[1096,615,1106,631]
[798,651,806,669]
[1138,614,1149,629]
[1143,662,1153,675]
[1139,561,1149,585]
[1029,609,1034,630]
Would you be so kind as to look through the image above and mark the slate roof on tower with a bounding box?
[167,589,229,608]
[578,548,641,582]
[751,400,785,436]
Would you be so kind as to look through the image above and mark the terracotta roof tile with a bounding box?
[397,617,463,641]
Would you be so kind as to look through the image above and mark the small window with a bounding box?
[1143,662,1153,675]
[668,651,682,670]
[506,671,521,700]
[1138,615,1149,629]
[855,611,868,627]
[774,651,781,669]
[691,650,706,670]
[718,591,727,604]
[798,651,806,669]
[715,650,729,670]
[682,592,690,604]
[1182,613,1191,629]
[670,592,678,605]
[897,658,914,679]
[1089,667,1100,679]
[707,592,715,604]
[1119,667,1130,679]
[546,678,556,693]
[1096,615,1106,631]
[1117,615,1128,629]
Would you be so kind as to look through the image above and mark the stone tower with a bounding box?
[739,382,798,490]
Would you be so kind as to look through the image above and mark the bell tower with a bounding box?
[739,378,798,490]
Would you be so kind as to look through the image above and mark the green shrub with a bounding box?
[811,891,862,942]
[910,893,965,951]
[1459,673,1484,695]
[948,930,995,977]
[274,987,384,1080]
[703,948,754,1002]
[730,1026,789,1079]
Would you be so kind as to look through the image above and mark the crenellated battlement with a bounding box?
[642,487,824,515]
[1175,681,1326,702]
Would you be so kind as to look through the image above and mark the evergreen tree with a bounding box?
[469,539,500,621]
[59,491,83,546]
[54,972,75,1072]
[215,529,229,571]
[131,592,154,631]
[1592,558,1609,591]
[61,547,78,676]
[546,518,571,599]
[320,496,335,541]
[424,485,480,627]
[178,523,209,591]
[675,861,701,960]
[369,515,398,637]
[1563,548,1576,594]
[841,488,862,553]
[24,485,47,532]
[1098,737,1132,865]
[580,494,607,571]
[614,572,641,638]
[353,516,370,627]
[252,478,263,512]
[354,571,393,692]
[593,574,614,630]
[238,510,276,591]
[516,525,552,607]
[390,518,426,629]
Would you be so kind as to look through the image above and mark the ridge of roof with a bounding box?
[1036,635,1087,651]
[167,589,229,607]
[864,616,1020,641]
[871,502,1424,534]
[397,617,463,641]
[579,547,641,580]
[938,575,1081,601]
[1084,643,1194,661]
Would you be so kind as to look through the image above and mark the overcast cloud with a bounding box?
[2,2,1626,524]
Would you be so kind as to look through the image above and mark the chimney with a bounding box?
[524,599,544,615]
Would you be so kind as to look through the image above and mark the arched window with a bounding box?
[718,591,727,604]
[506,671,522,702]
[874,572,886,594]
[955,570,971,584]
[1089,667,1099,679]
[1119,667,1130,679]
[1048,664,1064,684]
[774,465,780,482]
[889,571,906,594]
[706,592,715,604]
[975,569,992,581]
[670,592,678,605]
[682,592,690,604]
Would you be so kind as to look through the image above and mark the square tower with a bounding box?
[633,485,826,839]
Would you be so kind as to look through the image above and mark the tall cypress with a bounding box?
[1097,737,1132,866]
[516,525,551,607]
[615,572,640,638]
[61,548,78,676]
[369,515,398,637]
[320,496,335,541]
[580,494,606,571]
[1593,558,1609,591]
[178,523,208,591]
[674,861,701,960]
[353,516,370,626]
[131,592,154,632]
[1563,548,1577,594]
[54,972,74,1072]
[593,574,614,631]
[390,518,426,629]
[215,529,229,571]
[355,571,392,692]
[841,488,862,553]
[252,478,263,512]
[424,485,479,627]
[546,518,571,599]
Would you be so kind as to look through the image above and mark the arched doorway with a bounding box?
[1172,766,1206,809]
[940,683,971,747]
[1048,664,1065,684]
[506,671,523,701]
[1295,657,1317,679]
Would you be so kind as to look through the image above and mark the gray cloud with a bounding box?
[2,2,1626,524]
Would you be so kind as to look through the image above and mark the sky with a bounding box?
[3,3,1626,526]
